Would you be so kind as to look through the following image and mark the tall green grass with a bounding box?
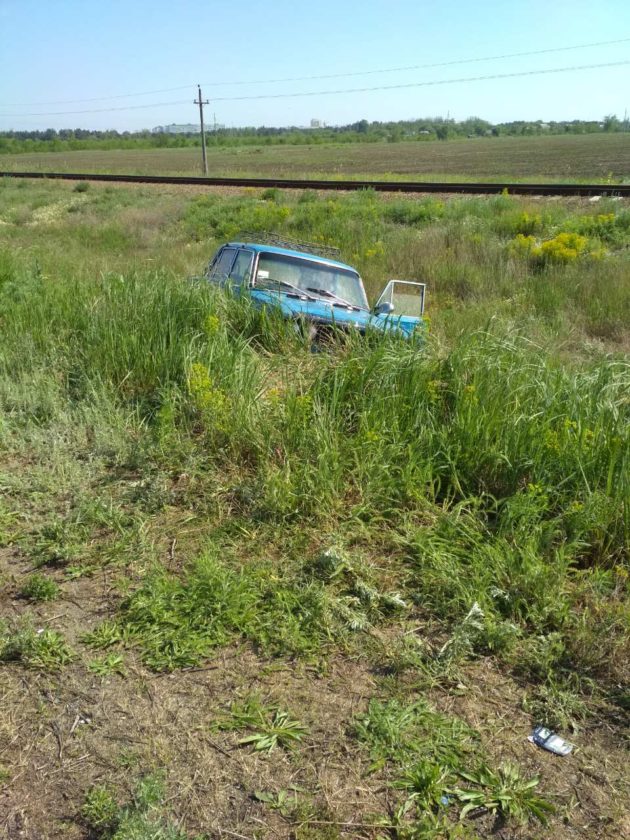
[1,260,626,684]
[3,262,626,539]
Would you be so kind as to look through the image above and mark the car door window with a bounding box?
[208,248,237,283]
[376,281,426,317]
[229,249,254,286]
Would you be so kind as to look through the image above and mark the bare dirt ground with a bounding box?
[2,535,628,840]
[2,133,629,180]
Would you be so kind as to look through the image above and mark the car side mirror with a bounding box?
[374,301,395,316]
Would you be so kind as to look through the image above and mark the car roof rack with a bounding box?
[234,231,342,261]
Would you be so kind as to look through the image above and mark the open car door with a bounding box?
[375,280,426,317]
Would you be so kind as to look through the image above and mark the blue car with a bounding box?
[202,235,426,340]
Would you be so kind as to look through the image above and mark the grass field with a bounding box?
[0,178,628,840]
[2,132,630,182]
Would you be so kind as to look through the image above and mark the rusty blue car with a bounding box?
[203,235,427,340]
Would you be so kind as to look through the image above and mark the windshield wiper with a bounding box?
[305,287,362,310]
[258,279,318,300]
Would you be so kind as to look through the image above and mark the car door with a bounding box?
[207,247,238,284]
[228,249,254,288]
[375,280,426,317]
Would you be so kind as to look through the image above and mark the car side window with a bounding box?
[229,249,254,286]
[208,248,237,283]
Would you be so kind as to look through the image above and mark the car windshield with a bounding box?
[255,252,368,310]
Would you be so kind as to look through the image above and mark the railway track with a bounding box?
[1,170,629,196]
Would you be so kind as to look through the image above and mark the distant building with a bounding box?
[152,123,200,134]
[310,119,325,128]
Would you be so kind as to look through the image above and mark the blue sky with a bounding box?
[1,0,629,131]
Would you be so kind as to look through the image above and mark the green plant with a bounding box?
[88,653,126,677]
[239,708,307,752]
[0,621,74,670]
[393,760,451,810]
[81,774,190,840]
[353,698,477,771]
[215,696,308,752]
[253,787,306,817]
[0,503,18,547]
[82,785,119,832]
[110,549,354,670]
[452,763,554,824]
[19,572,59,601]
[260,187,280,201]
[30,518,84,567]
[523,677,590,731]
[83,620,126,650]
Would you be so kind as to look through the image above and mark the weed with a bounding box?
[0,502,18,546]
[509,231,595,265]
[19,572,59,601]
[523,677,590,731]
[393,760,451,810]
[261,186,280,202]
[239,709,307,752]
[82,785,119,833]
[88,653,126,678]
[353,698,477,771]
[81,773,189,839]
[108,548,367,670]
[215,695,308,752]
[65,563,96,579]
[452,763,554,824]
[253,787,307,816]
[83,620,127,650]
[0,620,74,670]
[30,518,84,567]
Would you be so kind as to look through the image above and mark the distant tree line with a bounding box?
[0,115,627,154]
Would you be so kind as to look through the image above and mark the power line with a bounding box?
[206,37,630,86]
[0,85,194,108]
[208,60,630,102]
[1,60,628,117]
[0,99,189,117]
[2,37,629,107]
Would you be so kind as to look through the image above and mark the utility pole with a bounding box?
[194,84,209,175]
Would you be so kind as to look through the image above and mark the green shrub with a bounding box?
[81,774,189,840]
[453,763,554,825]
[214,695,308,752]
[382,199,444,226]
[82,785,119,833]
[352,698,478,770]
[111,552,335,669]
[19,572,59,601]
[0,621,74,670]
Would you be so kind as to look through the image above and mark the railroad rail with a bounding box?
[1,171,629,196]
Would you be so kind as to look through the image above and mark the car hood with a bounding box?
[250,289,422,337]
